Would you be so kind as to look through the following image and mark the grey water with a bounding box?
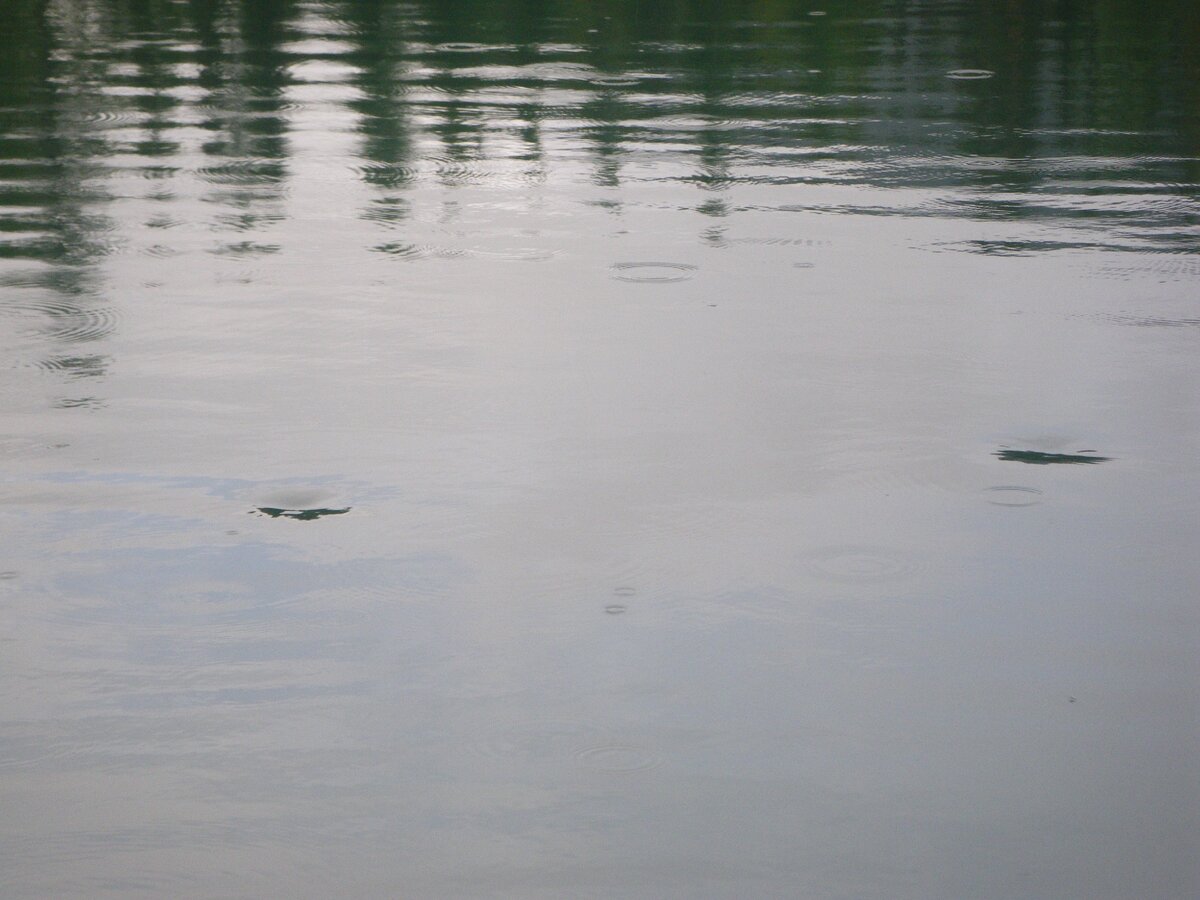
[1,1,1198,897]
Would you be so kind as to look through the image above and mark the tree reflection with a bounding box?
[0,0,1195,404]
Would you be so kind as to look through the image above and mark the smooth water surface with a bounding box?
[2,1,1198,897]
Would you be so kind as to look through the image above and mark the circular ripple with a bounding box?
[805,545,917,583]
[83,109,144,125]
[610,261,697,283]
[984,486,1044,507]
[352,161,419,188]
[946,69,995,80]
[476,720,607,762]
[2,300,119,343]
[371,242,461,261]
[576,744,663,773]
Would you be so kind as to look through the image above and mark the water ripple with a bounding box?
[1,299,119,343]
[946,69,996,80]
[984,486,1044,507]
[804,545,920,584]
[576,744,663,773]
[610,261,697,283]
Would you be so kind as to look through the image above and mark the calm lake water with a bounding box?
[2,1,1198,897]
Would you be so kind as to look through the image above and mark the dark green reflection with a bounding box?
[1,0,1197,402]
[995,450,1112,465]
[254,506,352,520]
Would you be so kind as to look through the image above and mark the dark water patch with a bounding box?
[995,449,1111,465]
[250,486,355,521]
[253,506,351,520]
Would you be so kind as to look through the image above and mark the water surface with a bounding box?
[2,1,1198,897]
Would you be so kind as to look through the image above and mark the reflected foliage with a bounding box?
[254,506,352,520]
[995,450,1112,465]
[0,0,1196,394]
